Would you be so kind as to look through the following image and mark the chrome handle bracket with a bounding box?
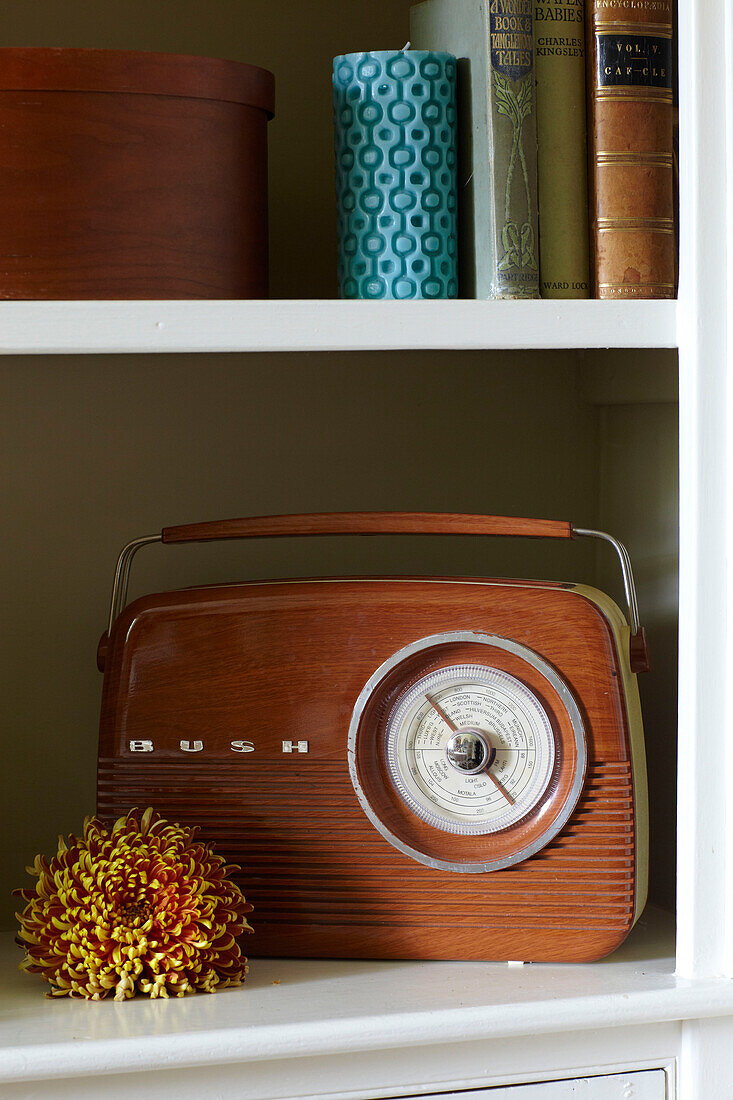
[107,534,161,635]
[572,526,644,651]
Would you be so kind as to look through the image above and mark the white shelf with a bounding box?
[0,299,677,355]
[0,908,730,1086]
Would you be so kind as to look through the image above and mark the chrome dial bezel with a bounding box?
[347,631,587,873]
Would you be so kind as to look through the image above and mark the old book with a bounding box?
[411,0,540,299]
[586,0,676,298]
[534,0,590,297]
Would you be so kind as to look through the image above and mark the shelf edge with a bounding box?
[0,300,678,355]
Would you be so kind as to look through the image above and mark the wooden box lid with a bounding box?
[0,46,275,115]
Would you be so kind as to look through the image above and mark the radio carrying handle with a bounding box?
[106,512,648,672]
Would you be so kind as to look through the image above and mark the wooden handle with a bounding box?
[161,513,574,544]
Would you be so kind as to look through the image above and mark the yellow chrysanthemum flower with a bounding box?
[14,807,253,1000]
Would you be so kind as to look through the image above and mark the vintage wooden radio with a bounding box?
[96,512,649,962]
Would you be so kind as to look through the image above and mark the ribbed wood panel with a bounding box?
[98,759,635,948]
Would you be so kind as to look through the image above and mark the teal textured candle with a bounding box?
[333,50,457,299]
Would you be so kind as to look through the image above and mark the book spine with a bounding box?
[534,0,590,298]
[487,0,541,298]
[410,0,540,299]
[586,0,676,298]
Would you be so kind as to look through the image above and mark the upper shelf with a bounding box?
[0,299,677,355]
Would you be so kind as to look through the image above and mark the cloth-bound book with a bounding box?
[534,0,590,298]
[411,0,540,299]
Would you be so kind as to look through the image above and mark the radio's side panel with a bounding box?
[571,583,649,924]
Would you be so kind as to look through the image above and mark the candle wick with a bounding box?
[402,41,411,51]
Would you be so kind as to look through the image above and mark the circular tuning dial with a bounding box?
[348,631,587,873]
[385,664,556,835]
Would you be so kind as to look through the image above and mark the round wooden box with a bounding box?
[0,48,275,299]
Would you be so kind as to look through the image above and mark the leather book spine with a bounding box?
[534,0,590,298]
[587,0,676,298]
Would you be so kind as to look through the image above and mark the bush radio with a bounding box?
[96,512,649,962]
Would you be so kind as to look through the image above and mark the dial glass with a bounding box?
[385,664,556,834]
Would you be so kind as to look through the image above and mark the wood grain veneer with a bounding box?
[0,48,274,299]
[97,575,642,962]
[161,513,575,543]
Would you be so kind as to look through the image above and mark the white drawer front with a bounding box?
[406,1070,667,1099]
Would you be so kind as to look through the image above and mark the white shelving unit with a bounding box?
[0,0,730,1096]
